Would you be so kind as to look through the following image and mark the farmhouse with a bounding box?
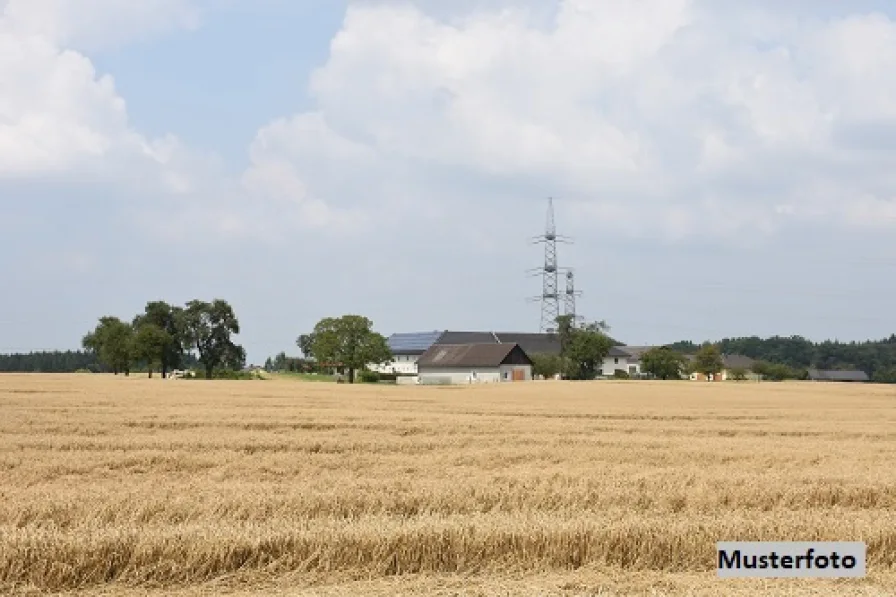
[370,330,560,375]
[807,368,869,383]
[368,331,444,375]
[416,343,533,385]
[601,346,658,377]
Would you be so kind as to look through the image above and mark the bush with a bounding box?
[613,369,630,379]
[531,353,563,378]
[182,369,258,380]
[728,367,748,381]
[359,370,381,383]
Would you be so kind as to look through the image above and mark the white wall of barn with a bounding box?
[418,365,532,385]
[418,367,502,385]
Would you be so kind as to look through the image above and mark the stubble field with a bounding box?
[1,374,895,596]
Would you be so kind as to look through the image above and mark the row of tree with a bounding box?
[82,299,245,379]
[529,324,863,382]
[0,350,101,373]
[669,335,896,381]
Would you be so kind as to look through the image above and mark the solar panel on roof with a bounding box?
[388,331,442,352]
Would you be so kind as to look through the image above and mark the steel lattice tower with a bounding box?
[528,198,571,333]
[564,269,583,326]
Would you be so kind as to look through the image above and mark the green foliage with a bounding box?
[133,323,170,378]
[561,319,613,380]
[359,370,381,383]
[183,299,245,379]
[873,366,896,384]
[727,366,748,381]
[640,347,687,380]
[531,353,563,378]
[613,369,630,379]
[133,301,187,378]
[670,334,896,380]
[0,351,103,373]
[181,369,257,380]
[296,334,316,358]
[82,316,136,375]
[751,360,803,381]
[692,344,724,378]
[305,315,391,384]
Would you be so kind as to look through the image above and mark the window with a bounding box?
[614,358,619,364]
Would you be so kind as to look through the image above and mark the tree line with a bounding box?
[81,299,245,379]
[0,350,102,373]
[668,335,896,382]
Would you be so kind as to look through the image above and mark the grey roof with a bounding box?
[436,331,498,345]
[387,331,443,355]
[493,333,561,356]
[417,343,531,368]
[682,353,755,369]
[608,345,658,361]
[434,331,561,356]
[808,369,869,382]
[721,354,755,369]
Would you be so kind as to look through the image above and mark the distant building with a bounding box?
[368,330,560,376]
[807,369,869,383]
[601,346,659,377]
[435,331,561,357]
[369,331,444,375]
[416,343,533,385]
[688,354,757,381]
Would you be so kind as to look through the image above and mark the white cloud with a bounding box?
[0,0,201,51]
[0,0,203,181]
[241,0,896,242]
[5,0,896,248]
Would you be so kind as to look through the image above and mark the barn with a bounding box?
[416,343,533,385]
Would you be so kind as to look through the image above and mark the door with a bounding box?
[512,368,526,381]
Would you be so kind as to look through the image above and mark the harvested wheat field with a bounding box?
[1,374,895,596]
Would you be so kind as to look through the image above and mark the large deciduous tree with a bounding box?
[641,347,687,380]
[306,315,391,383]
[183,299,245,379]
[132,301,186,378]
[564,325,613,380]
[82,316,136,375]
[133,323,170,378]
[555,317,613,380]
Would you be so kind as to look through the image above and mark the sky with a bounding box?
[3,0,896,365]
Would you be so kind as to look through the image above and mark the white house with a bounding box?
[416,343,533,385]
[601,346,658,377]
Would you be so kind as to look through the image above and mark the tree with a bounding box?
[307,315,391,384]
[692,344,724,380]
[133,323,170,378]
[531,353,563,379]
[727,367,748,381]
[82,316,136,375]
[133,301,186,378]
[563,322,613,380]
[640,347,687,380]
[183,299,245,379]
[296,334,316,358]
